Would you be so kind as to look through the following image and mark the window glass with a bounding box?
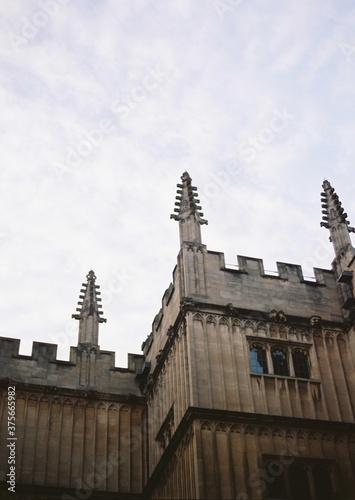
[266,465,287,499]
[250,346,268,374]
[292,350,310,379]
[289,465,311,500]
[271,349,289,376]
[313,466,333,500]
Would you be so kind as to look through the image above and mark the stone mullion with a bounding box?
[283,379,293,416]
[181,324,189,414]
[310,334,322,380]
[45,399,62,486]
[332,336,353,420]
[70,402,84,488]
[323,337,348,420]
[119,405,130,492]
[334,437,353,499]
[176,335,183,427]
[95,404,107,491]
[233,322,250,412]
[227,319,240,410]
[192,430,198,498]
[58,401,74,487]
[193,424,204,499]
[181,316,190,412]
[212,429,220,498]
[244,429,260,500]
[149,397,157,473]
[314,334,341,421]
[288,346,295,377]
[131,408,143,494]
[266,344,273,374]
[216,318,227,409]
[29,397,40,484]
[203,316,213,407]
[337,335,355,416]
[186,433,193,498]
[19,395,38,484]
[170,353,175,420]
[33,398,49,485]
[17,394,28,483]
[179,334,186,419]
[107,405,118,492]
[180,325,187,412]
[226,429,236,499]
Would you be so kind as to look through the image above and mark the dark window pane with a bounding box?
[292,351,310,379]
[271,349,289,376]
[313,466,333,500]
[250,347,268,374]
[266,462,287,499]
[289,465,311,500]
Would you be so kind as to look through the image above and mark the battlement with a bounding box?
[223,255,332,285]
[0,336,142,395]
[201,251,342,322]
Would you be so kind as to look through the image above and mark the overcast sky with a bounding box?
[1,1,355,367]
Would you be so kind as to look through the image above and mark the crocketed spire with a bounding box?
[170,172,208,245]
[72,270,106,345]
[320,180,355,258]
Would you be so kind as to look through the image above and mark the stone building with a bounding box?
[0,173,354,499]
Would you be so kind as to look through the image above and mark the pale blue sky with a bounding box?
[1,1,355,366]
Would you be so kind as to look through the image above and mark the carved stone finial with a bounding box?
[320,181,355,258]
[171,172,208,246]
[73,270,107,347]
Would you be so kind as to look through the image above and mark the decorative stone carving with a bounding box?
[269,310,287,323]
[180,297,197,312]
[226,303,240,317]
[310,316,322,326]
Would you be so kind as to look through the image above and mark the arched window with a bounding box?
[292,350,310,379]
[289,464,311,500]
[271,348,289,376]
[313,465,334,500]
[250,345,268,374]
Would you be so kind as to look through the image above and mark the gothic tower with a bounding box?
[0,174,355,499]
[140,173,355,499]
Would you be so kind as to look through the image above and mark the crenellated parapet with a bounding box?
[0,337,143,394]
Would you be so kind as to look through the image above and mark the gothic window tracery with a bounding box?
[248,340,312,379]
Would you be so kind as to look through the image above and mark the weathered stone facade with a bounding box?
[0,174,354,499]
